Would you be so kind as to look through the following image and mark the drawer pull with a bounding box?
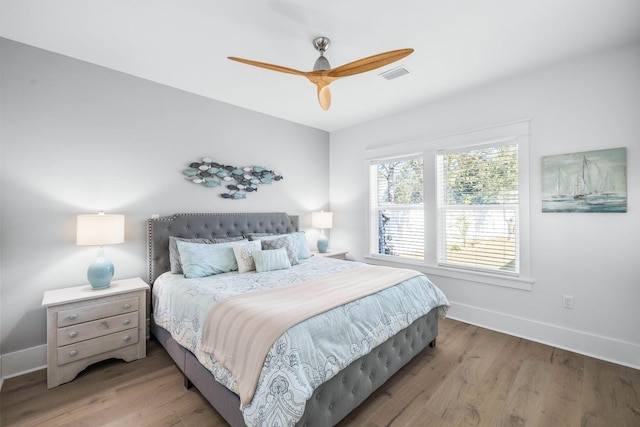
[123,319,131,325]
[69,331,78,338]
[69,350,78,357]
[68,314,78,321]
[123,335,131,342]
[123,303,131,310]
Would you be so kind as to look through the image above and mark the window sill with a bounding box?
[364,255,534,291]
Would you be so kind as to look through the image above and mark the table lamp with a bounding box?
[76,212,125,289]
[312,211,333,253]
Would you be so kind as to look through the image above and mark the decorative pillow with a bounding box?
[169,236,243,273]
[256,232,311,260]
[290,231,312,260]
[260,235,299,265]
[253,248,292,273]
[232,240,262,273]
[176,240,241,279]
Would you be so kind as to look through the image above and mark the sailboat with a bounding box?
[570,155,623,206]
[573,155,601,200]
[586,171,617,205]
[551,168,571,200]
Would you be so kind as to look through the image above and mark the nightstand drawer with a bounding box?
[57,296,139,327]
[57,328,139,366]
[57,312,140,346]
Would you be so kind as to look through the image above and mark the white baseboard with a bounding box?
[448,302,640,370]
[0,344,47,386]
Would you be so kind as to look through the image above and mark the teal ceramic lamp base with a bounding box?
[317,230,329,253]
[87,247,114,289]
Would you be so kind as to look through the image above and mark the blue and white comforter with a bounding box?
[152,257,449,426]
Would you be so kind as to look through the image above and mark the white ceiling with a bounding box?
[2,0,640,132]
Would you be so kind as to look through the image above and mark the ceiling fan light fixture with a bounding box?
[313,54,331,71]
[380,65,411,80]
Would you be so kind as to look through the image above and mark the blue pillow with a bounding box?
[253,248,292,272]
[168,235,244,273]
[176,240,242,278]
[289,232,312,260]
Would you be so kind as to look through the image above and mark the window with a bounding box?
[436,141,519,274]
[366,120,531,288]
[370,156,424,261]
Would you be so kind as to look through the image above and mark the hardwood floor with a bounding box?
[2,318,639,426]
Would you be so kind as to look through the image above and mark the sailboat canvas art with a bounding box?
[542,147,627,213]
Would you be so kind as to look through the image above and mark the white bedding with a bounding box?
[152,256,449,426]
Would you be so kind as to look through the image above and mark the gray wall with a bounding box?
[330,43,640,367]
[0,38,330,354]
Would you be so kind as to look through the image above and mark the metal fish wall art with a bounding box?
[182,157,283,199]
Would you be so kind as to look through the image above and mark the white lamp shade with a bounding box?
[76,214,125,246]
[312,211,333,229]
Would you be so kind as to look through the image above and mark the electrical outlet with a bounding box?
[562,295,574,309]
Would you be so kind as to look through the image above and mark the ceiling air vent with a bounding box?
[379,65,411,80]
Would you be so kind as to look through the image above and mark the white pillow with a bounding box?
[232,240,262,273]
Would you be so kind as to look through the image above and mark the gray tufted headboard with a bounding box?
[147,212,299,285]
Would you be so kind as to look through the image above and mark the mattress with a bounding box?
[152,256,449,426]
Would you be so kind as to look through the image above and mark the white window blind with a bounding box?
[436,141,519,274]
[370,156,424,261]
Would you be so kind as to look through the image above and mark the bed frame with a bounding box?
[147,212,439,427]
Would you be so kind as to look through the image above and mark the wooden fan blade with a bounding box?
[328,48,414,78]
[228,57,306,76]
[317,84,331,110]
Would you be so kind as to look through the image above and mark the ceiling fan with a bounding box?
[228,37,413,110]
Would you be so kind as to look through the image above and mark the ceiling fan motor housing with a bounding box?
[313,36,330,52]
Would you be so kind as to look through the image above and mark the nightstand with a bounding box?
[42,277,149,388]
[312,250,348,260]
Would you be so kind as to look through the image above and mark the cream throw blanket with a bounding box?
[200,264,422,407]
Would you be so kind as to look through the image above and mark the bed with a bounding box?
[147,212,449,426]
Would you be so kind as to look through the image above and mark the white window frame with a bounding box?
[436,139,520,274]
[365,120,533,290]
[369,154,425,261]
